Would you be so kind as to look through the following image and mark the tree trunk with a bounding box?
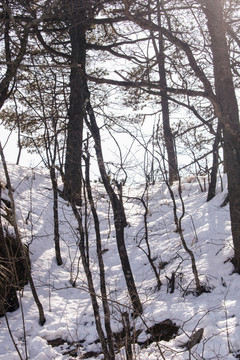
[151,0,178,184]
[64,1,87,205]
[84,149,115,358]
[207,121,221,202]
[84,86,143,316]
[50,166,63,265]
[204,0,240,271]
[71,203,114,360]
[159,54,178,185]
[158,28,178,184]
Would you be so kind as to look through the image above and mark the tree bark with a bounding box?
[203,0,240,271]
[50,166,63,265]
[64,1,87,205]
[207,121,221,202]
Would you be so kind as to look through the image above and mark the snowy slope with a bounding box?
[0,163,239,359]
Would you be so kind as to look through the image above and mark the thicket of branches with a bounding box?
[0,0,240,358]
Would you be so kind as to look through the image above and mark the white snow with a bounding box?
[0,162,239,359]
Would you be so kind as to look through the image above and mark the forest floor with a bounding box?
[0,163,239,359]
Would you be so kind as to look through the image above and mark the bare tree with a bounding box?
[83,140,115,358]
[121,0,240,272]
[84,84,143,316]
[149,0,178,184]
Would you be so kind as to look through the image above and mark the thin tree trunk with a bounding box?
[122,312,133,360]
[207,121,221,202]
[138,182,162,290]
[14,96,22,166]
[50,166,62,265]
[71,203,114,360]
[16,130,22,166]
[0,5,29,110]
[158,32,178,184]
[149,0,178,184]
[84,86,143,316]
[83,148,115,359]
[168,180,203,295]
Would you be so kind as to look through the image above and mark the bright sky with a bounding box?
[0,126,41,168]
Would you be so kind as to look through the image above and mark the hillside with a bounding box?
[0,163,239,360]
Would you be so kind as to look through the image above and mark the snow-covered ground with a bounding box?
[0,163,239,359]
